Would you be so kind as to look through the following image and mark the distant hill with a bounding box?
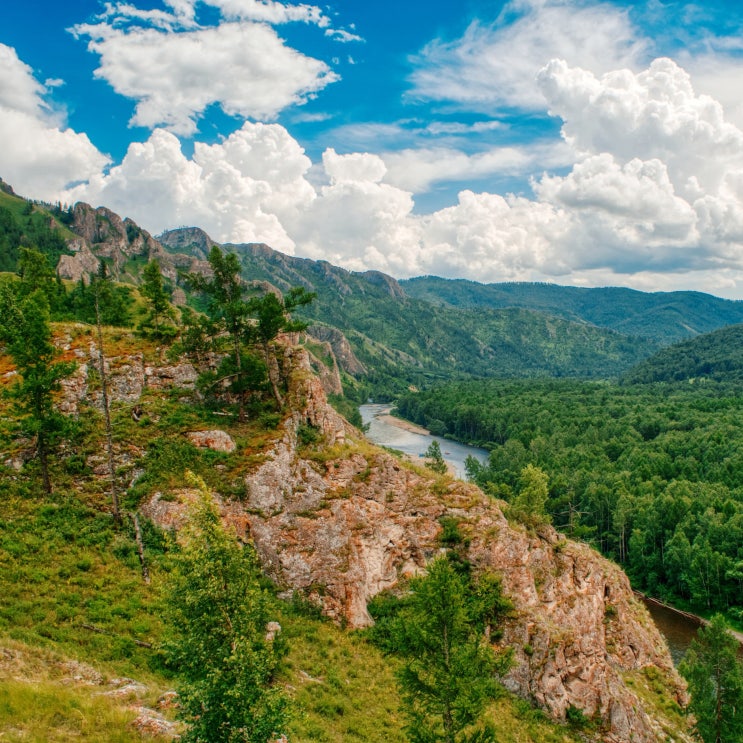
[622,324,743,383]
[402,276,743,345]
[3,179,737,393]
[157,231,660,392]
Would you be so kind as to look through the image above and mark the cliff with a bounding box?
[128,343,690,742]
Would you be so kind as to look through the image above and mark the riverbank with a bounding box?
[636,591,743,655]
[377,408,430,436]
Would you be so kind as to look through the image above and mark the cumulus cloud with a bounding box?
[59,55,743,297]
[0,44,109,200]
[535,57,743,268]
[409,0,647,111]
[71,20,338,135]
[67,123,315,252]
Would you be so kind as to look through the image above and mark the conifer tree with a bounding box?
[0,287,75,493]
[679,614,743,743]
[139,259,176,339]
[393,557,512,743]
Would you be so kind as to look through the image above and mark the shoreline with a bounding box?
[376,410,430,436]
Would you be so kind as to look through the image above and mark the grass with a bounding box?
[0,638,173,742]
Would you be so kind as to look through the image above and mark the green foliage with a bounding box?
[396,378,743,618]
[184,246,315,413]
[402,276,743,346]
[424,440,448,475]
[623,323,743,383]
[163,477,290,742]
[368,558,512,743]
[138,259,177,340]
[679,615,743,743]
[509,465,550,529]
[229,244,661,399]
[0,193,71,273]
[0,287,76,492]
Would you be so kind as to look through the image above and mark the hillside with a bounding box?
[0,322,691,742]
[160,231,660,391]
[402,275,743,345]
[622,323,743,383]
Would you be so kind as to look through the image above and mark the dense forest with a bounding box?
[395,379,743,622]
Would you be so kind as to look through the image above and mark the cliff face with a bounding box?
[132,346,690,743]
[56,204,204,285]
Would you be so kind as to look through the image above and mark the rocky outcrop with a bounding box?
[158,227,217,260]
[139,345,689,742]
[308,325,367,377]
[359,270,406,300]
[186,430,236,453]
[60,203,178,282]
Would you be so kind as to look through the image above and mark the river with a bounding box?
[359,403,705,665]
[360,403,489,479]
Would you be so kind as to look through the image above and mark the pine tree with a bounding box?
[139,259,176,339]
[393,557,512,743]
[679,614,743,743]
[0,287,75,493]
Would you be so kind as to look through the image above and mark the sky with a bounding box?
[2,1,743,297]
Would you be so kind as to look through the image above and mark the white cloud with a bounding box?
[323,149,387,184]
[0,44,109,200]
[537,57,743,194]
[67,123,315,252]
[59,55,743,297]
[72,20,338,135]
[382,142,571,192]
[409,0,647,111]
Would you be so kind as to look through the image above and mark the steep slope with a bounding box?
[138,343,690,742]
[403,276,743,345]
[623,323,743,383]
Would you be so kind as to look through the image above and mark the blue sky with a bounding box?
[2,0,743,296]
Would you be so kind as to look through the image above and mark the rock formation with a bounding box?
[136,344,690,742]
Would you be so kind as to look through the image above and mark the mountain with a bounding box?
[623,323,743,383]
[159,231,660,391]
[2,184,741,393]
[402,275,743,345]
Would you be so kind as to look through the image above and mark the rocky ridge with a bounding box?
[133,344,690,743]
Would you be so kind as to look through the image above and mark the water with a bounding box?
[642,599,702,665]
[359,403,489,480]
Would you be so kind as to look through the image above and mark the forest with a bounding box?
[395,378,743,623]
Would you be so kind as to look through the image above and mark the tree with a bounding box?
[186,247,314,414]
[679,614,743,743]
[424,440,448,475]
[185,247,254,420]
[393,557,511,743]
[510,464,551,529]
[139,259,176,339]
[0,287,75,493]
[247,286,315,407]
[164,475,290,743]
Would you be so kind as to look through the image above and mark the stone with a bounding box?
[186,430,236,453]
